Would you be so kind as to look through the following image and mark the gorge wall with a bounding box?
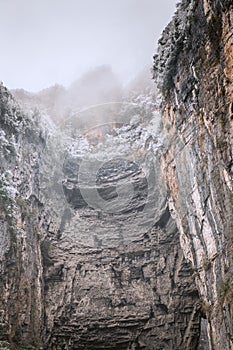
[154,0,233,348]
[0,0,232,349]
[0,83,202,350]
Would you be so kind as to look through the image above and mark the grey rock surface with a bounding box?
[0,0,232,349]
[154,0,233,348]
[43,135,201,349]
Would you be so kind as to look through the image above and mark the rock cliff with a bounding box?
[42,113,201,349]
[0,85,201,350]
[0,85,49,349]
[0,0,232,349]
[154,0,233,348]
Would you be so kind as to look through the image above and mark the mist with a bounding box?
[0,0,178,92]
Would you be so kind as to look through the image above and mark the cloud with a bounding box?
[0,0,177,91]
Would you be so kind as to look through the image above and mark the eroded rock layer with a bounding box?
[0,0,232,349]
[0,85,202,349]
[43,152,201,349]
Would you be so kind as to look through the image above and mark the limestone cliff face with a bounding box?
[0,86,201,349]
[0,0,232,349]
[0,86,48,349]
[154,0,233,348]
[0,86,66,349]
[42,121,201,350]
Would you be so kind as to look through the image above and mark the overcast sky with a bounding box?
[0,0,178,92]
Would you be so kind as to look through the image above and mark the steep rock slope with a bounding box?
[0,86,66,349]
[0,86,49,349]
[42,112,201,349]
[0,86,202,349]
[154,0,233,348]
[0,0,232,348]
